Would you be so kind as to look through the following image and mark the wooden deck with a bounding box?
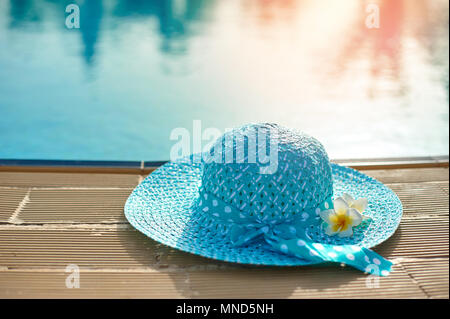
[0,160,448,298]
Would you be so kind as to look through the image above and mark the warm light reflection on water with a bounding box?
[0,0,448,161]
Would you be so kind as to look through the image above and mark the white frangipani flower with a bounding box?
[319,194,368,238]
[342,193,368,215]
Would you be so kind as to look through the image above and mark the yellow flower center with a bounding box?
[329,210,352,232]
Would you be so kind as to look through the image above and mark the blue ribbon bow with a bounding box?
[198,190,393,276]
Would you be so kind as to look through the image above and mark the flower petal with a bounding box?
[338,227,353,237]
[351,198,368,213]
[348,208,363,227]
[342,193,354,205]
[325,223,339,236]
[333,197,349,215]
[319,209,336,224]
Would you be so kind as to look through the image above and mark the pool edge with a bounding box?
[0,156,447,174]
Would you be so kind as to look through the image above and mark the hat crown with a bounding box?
[201,123,333,222]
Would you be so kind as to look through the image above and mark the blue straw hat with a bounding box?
[125,123,402,276]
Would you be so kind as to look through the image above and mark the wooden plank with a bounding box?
[375,217,448,259]
[0,188,28,222]
[402,259,449,299]
[0,266,428,299]
[18,189,132,224]
[0,167,447,189]
[186,265,426,298]
[139,167,450,185]
[3,180,446,225]
[0,266,425,299]
[0,216,445,269]
[334,158,448,170]
[0,159,447,180]
[387,182,449,218]
[0,179,446,226]
[11,181,447,225]
[0,270,189,298]
[361,168,449,183]
[0,166,145,175]
[0,172,140,188]
[0,228,159,268]
[334,156,448,165]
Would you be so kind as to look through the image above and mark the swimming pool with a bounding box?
[0,0,448,161]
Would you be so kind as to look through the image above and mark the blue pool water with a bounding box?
[0,0,448,161]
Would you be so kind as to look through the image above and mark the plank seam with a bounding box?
[386,181,449,186]
[0,223,130,230]
[1,217,447,228]
[398,263,432,299]
[0,186,135,191]
[0,257,447,273]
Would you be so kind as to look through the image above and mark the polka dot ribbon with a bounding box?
[197,189,393,276]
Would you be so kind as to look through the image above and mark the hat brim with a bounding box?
[124,155,402,266]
